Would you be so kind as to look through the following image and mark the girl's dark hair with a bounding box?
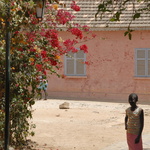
[128,93,138,102]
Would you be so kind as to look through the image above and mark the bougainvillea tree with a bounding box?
[0,0,94,148]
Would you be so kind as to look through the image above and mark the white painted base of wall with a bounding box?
[47,91,150,104]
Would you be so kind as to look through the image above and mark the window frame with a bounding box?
[135,48,150,77]
[64,50,86,76]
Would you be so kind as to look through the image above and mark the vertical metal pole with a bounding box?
[4,1,10,150]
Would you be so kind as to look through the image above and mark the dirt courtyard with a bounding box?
[28,99,150,150]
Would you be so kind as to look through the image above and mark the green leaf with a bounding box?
[124,31,128,36]
[30,131,35,136]
[98,4,105,10]
[16,10,23,16]
[107,0,113,5]
[110,12,121,22]
[128,33,132,40]
[133,13,140,20]
[110,18,117,21]
[115,12,121,21]
[47,0,52,3]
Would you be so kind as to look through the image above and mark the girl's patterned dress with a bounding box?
[126,107,143,150]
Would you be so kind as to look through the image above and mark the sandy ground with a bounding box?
[28,99,150,150]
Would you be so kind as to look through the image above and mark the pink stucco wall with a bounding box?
[47,30,150,103]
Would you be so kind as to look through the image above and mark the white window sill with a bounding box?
[134,77,150,80]
[65,76,87,79]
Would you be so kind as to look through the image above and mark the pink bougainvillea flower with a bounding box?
[50,39,59,48]
[50,59,57,66]
[18,48,23,51]
[35,54,40,58]
[84,61,90,65]
[14,31,19,34]
[56,9,75,25]
[26,32,36,42]
[80,44,88,53]
[45,29,60,48]
[30,62,34,65]
[69,28,83,39]
[82,25,90,32]
[11,1,15,6]
[63,39,78,52]
[63,39,77,47]
[29,48,36,52]
[43,70,47,75]
[41,50,47,58]
[92,34,97,38]
[36,64,43,71]
[71,47,78,53]
[40,29,46,36]
[16,84,19,87]
[71,1,80,11]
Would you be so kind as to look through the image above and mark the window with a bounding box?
[135,48,150,77]
[64,50,86,76]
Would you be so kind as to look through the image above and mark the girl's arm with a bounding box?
[135,109,144,144]
[125,114,128,130]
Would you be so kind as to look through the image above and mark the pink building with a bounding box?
[47,0,150,103]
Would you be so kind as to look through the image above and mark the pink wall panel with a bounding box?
[47,30,150,103]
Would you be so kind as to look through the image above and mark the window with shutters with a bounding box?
[64,50,86,76]
[135,48,150,77]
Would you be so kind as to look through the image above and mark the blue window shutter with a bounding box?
[64,50,86,76]
[135,48,150,77]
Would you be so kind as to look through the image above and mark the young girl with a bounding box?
[125,93,144,150]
